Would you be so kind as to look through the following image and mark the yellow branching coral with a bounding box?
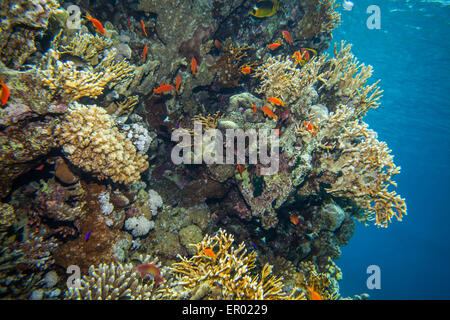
[39,31,135,102]
[55,103,149,185]
[318,41,383,117]
[158,229,303,300]
[253,54,326,105]
[316,105,407,227]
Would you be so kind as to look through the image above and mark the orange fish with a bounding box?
[136,263,164,286]
[290,215,299,225]
[241,66,251,75]
[267,42,282,50]
[262,106,278,120]
[291,51,303,65]
[282,30,293,45]
[305,122,314,131]
[237,164,246,175]
[127,17,131,30]
[191,57,197,75]
[202,248,217,260]
[175,75,181,94]
[267,97,285,107]
[35,164,45,171]
[307,285,323,300]
[140,19,148,37]
[214,39,221,50]
[301,48,310,62]
[153,83,175,95]
[142,44,148,63]
[250,103,257,114]
[85,12,105,36]
[0,80,9,106]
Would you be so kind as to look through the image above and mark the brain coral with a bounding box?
[55,103,148,184]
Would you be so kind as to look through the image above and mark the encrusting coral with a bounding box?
[158,229,303,300]
[55,103,149,184]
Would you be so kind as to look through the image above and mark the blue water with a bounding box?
[329,0,450,299]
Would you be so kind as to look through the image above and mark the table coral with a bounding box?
[55,103,149,184]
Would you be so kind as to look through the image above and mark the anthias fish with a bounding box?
[175,75,181,94]
[140,19,148,37]
[282,30,293,44]
[142,45,148,63]
[0,80,9,106]
[241,66,251,75]
[249,0,279,18]
[202,248,217,260]
[262,106,278,120]
[191,57,197,75]
[85,12,105,36]
[267,42,281,50]
[136,263,164,286]
[153,83,175,95]
[267,97,285,107]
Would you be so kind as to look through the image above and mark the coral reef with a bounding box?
[0,0,407,301]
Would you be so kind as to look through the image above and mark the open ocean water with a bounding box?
[330,0,450,299]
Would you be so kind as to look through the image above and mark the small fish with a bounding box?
[241,66,251,75]
[85,12,105,36]
[249,0,279,18]
[251,242,258,250]
[35,164,45,171]
[267,42,282,50]
[153,83,175,95]
[202,248,217,260]
[136,263,164,286]
[250,103,257,114]
[262,106,278,120]
[307,285,323,300]
[291,51,303,65]
[214,39,221,50]
[175,75,181,94]
[127,17,131,30]
[85,231,93,241]
[191,57,197,75]
[142,44,148,63]
[267,97,285,107]
[1,80,10,106]
[290,215,299,225]
[282,30,293,44]
[301,48,310,62]
[237,164,246,175]
[140,19,148,37]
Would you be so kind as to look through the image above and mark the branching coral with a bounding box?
[158,229,302,300]
[315,105,407,227]
[317,42,383,116]
[210,41,252,88]
[253,54,326,105]
[55,103,149,184]
[38,30,135,102]
[296,0,341,40]
[65,262,156,300]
